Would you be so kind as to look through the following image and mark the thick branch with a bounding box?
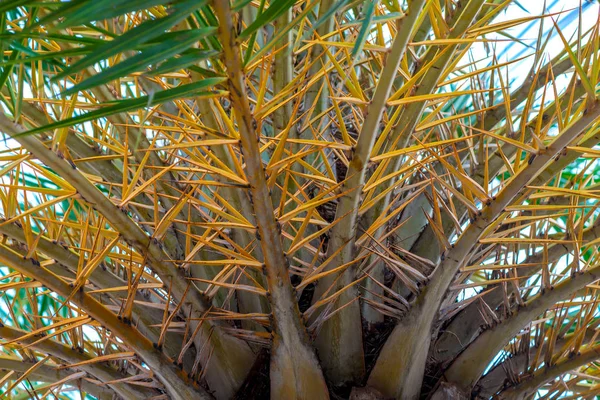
[368,101,600,399]
[475,323,599,398]
[311,0,427,384]
[497,343,600,400]
[5,90,172,242]
[0,244,210,399]
[212,1,329,398]
[0,325,156,399]
[0,221,192,362]
[0,114,208,310]
[443,262,600,391]
[430,83,595,365]
[434,215,600,363]
[0,356,115,400]
[0,113,254,399]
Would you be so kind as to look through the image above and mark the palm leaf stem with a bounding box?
[444,259,600,392]
[0,325,152,399]
[0,356,115,400]
[0,251,202,399]
[211,1,329,398]
[0,113,254,399]
[310,0,428,385]
[368,100,600,399]
[497,342,600,399]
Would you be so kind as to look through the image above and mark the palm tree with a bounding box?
[0,0,599,399]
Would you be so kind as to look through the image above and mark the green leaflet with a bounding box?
[0,0,51,14]
[51,0,206,84]
[351,0,379,63]
[0,48,90,67]
[0,32,104,46]
[16,77,226,138]
[146,49,220,76]
[239,0,297,39]
[303,0,350,39]
[61,27,217,96]
[232,0,254,12]
[197,5,222,52]
[243,0,266,65]
[42,0,176,29]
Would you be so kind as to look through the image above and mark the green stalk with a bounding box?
[368,101,600,399]
[301,0,335,143]
[354,0,491,320]
[434,215,600,364]
[196,97,270,319]
[0,221,193,365]
[0,245,208,400]
[271,7,302,214]
[442,260,600,393]
[211,2,329,398]
[0,357,115,400]
[496,342,600,399]
[0,325,154,399]
[273,9,293,148]
[0,114,255,400]
[310,0,428,385]
[269,3,317,303]
[494,344,600,400]
[292,0,338,272]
